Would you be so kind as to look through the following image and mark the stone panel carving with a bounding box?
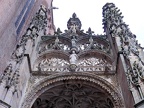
[77,57,115,72]
[36,58,69,72]
[34,57,115,74]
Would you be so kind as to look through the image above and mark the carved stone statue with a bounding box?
[69,51,78,65]
[52,36,61,50]
[71,37,77,48]
[88,36,94,49]
[71,25,77,34]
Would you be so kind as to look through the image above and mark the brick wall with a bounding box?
[0,0,26,74]
[0,0,53,74]
[115,52,135,108]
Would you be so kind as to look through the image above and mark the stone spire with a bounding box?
[103,3,144,105]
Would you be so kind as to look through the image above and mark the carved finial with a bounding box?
[55,28,62,36]
[72,13,77,18]
[86,27,94,35]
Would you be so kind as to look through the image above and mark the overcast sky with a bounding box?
[53,0,144,47]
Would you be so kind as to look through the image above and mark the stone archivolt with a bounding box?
[22,73,124,108]
[32,83,114,108]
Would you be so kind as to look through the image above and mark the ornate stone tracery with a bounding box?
[26,12,119,107]
[32,83,114,108]
[1,3,140,107]
[36,58,70,72]
[77,57,114,72]
[21,73,124,108]
[34,56,115,74]
[33,13,114,74]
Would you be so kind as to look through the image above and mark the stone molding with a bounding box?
[21,72,125,108]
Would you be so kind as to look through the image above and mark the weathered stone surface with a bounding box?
[0,1,143,108]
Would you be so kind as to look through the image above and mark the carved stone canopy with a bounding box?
[32,80,114,108]
[67,13,82,30]
[32,12,115,76]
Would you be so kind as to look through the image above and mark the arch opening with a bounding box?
[21,73,124,108]
[31,80,114,108]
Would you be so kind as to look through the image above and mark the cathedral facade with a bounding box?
[0,0,144,108]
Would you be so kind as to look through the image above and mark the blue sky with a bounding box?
[53,0,144,47]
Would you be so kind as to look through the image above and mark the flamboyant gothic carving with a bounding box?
[34,56,114,74]
[32,83,114,108]
[36,58,69,72]
[67,13,82,30]
[0,6,48,105]
[31,5,47,31]
[34,13,113,74]
[103,3,144,104]
[1,2,144,108]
